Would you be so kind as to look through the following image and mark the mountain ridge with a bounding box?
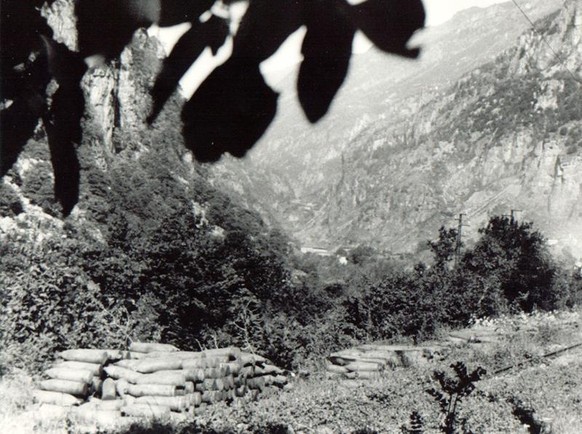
[211,0,582,260]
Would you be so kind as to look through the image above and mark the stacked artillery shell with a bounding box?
[326,344,440,379]
[35,349,110,406]
[34,343,289,424]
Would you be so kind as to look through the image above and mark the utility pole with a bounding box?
[510,209,522,224]
[454,213,466,268]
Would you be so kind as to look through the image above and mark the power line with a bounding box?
[509,0,582,84]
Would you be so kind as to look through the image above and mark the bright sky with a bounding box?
[150,0,509,97]
[424,0,507,26]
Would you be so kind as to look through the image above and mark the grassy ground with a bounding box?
[1,309,581,433]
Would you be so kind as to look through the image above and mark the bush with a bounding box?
[0,182,23,217]
[0,235,161,371]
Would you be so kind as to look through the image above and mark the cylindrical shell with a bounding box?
[255,364,281,376]
[246,377,265,391]
[253,365,266,376]
[127,351,146,359]
[184,369,205,382]
[239,353,267,366]
[262,364,283,375]
[74,406,121,424]
[135,371,186,386]
[116,378,130,397]
[262,375,275,386]
[53,361,103,377]
[59,349,108,365]
[189,392,202,407]
[126,384,177,397]
[136,395,191,411]
[141,351,204,359]
[103,349,124,361]
[101,378,117,400]
[205,356,230,368]
[345,370,380,380]
[193,405,207,416]
[273,375,287,386]
[121,403,172,418]
[33,390,83,406]
[184,382,195,394]
[220,362,241,376]
[114,359,141,370]
[200,378,224,391]
[204,367,227,379]
[201,390,222,404]
[181,359,207,370]
[45,368,94,385]
[239,366,255,378]
[222,375,235,390]
[344,361,383,372]
[95,399,125,411]
[92,377,103,395]
[40,379,88,397]
[327,352,354,366]
[129,342,179,354]
[203,347,240,360]
[326,364,348,374]
[136,359,182,374]
[103,366,143,384]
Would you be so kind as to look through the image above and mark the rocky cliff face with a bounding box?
[212,0,582,259]
[1,2,190,239]
[82,29,163,152]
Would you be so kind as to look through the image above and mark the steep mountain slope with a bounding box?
[213,0,582,258]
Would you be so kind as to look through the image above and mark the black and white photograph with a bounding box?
[1,0,581,432]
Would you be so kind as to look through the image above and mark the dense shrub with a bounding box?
[461,216,557,312]
[338,215,564,345]
[0,235,161,371]
[0,182,23,217]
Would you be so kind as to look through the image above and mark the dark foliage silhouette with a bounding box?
[1,0,425,215]
[41,36,87,215]
[1,0,87,215]
[76,0,158,60]
[0,0,52,176]
[346,0,424,58]
[298,1,355,122]
[182,59,278,162]
[148,15,230,125]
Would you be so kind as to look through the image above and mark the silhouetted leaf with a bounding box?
[1,1,53,176]
[0,0,51,78]
[346,0,425,58]
[148,15,229,124]
[76,0,158,59]
[42,38,86,215]
[157,0,214,27]
[182,59,278,162]
[0,93,46,177]
[233,0,303,62]
[44,88,82,216]
[297,1,355,123]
